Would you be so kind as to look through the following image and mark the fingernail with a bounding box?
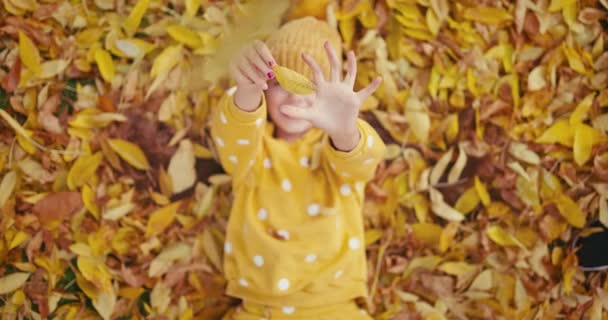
[268,61,274,67]
[267,71,274,79]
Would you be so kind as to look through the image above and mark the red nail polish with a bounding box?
[267,71,274,79]
[268,61,273,67]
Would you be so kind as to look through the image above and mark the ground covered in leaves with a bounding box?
[1,0,608,319]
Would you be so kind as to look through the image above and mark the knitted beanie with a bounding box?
[265,17,342,81]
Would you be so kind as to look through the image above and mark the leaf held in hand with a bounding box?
[272,65,316,95]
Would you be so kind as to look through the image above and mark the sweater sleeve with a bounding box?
[210,92,267,186]
[322,118,386,184]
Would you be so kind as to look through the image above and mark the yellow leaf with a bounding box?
[428,65,440,98]
[200,228,222,271]
[19,31,41,74]
[430,147,453,185]
[405,97,430,143]
[364,229,383,246]
[107,139,150,170]
[185,0,201,17]
[103,202,136,221]
[94,48,115,83]
[93,290,117,320]
[403,255,442,279]
[486,225,522,247]
[167,25,203,48]
[426,9,441,36]
[124,0,150,36]
[429,187,465,222]
[509,142,541,165]
[554,192,586,228]
[549,0,577,11]
[439,261,478,280]
[146,202,181,237]
[447,144,466,183]
[570,93,596,125]
[272,65,316,95]
[463,7,513,24]
[168,139,196,194]
[454,186,480,214]
[81,184,99,220]
[573,123,595,166]
[113,38,155,58]
[0,170,17,208]
[9,231,30,250]
[39,59,70,79]
[150,45,183,78]
[67,152,103,190]
[562,43,587,74]
[469,269,494,291]
[474,176,490,206]
[535,118,574,146]
[411,223,442,245]
[0,273,30,295]
[439,222,458,252]
[467,68,479,97]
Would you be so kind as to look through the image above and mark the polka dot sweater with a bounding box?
[210,93,386,309]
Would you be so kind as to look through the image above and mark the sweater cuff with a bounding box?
[225,93,267,124]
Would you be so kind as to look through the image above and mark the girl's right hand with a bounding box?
[230,40,276,111]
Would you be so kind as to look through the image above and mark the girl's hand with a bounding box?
[279,41,382,150]
[230,40,277,111]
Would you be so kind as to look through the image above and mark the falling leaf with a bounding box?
[107,139,150,170]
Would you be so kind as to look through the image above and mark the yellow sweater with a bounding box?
[210,92,386,308]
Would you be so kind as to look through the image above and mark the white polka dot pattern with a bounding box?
[277,278,290,291]
[253,255,264,267]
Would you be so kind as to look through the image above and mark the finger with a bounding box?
[238,58,266,88]
[247,44,274,80]
[280,105,314,121]
[324,41,341,82]
[253,40,276,68]
[229,62,251,86]
[344,50,357,88]
[302,53,325,85]
[356,76,382,100]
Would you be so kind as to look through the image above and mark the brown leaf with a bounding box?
[33,192,83,226]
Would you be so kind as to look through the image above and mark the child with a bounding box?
[211,16,385,320]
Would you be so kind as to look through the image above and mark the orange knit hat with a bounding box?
[265,17,343,81]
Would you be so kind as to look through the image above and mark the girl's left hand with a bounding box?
[279,41,382,140]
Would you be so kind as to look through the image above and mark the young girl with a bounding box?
[211,17,385,320]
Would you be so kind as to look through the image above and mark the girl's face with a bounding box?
[265,79,315,141]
